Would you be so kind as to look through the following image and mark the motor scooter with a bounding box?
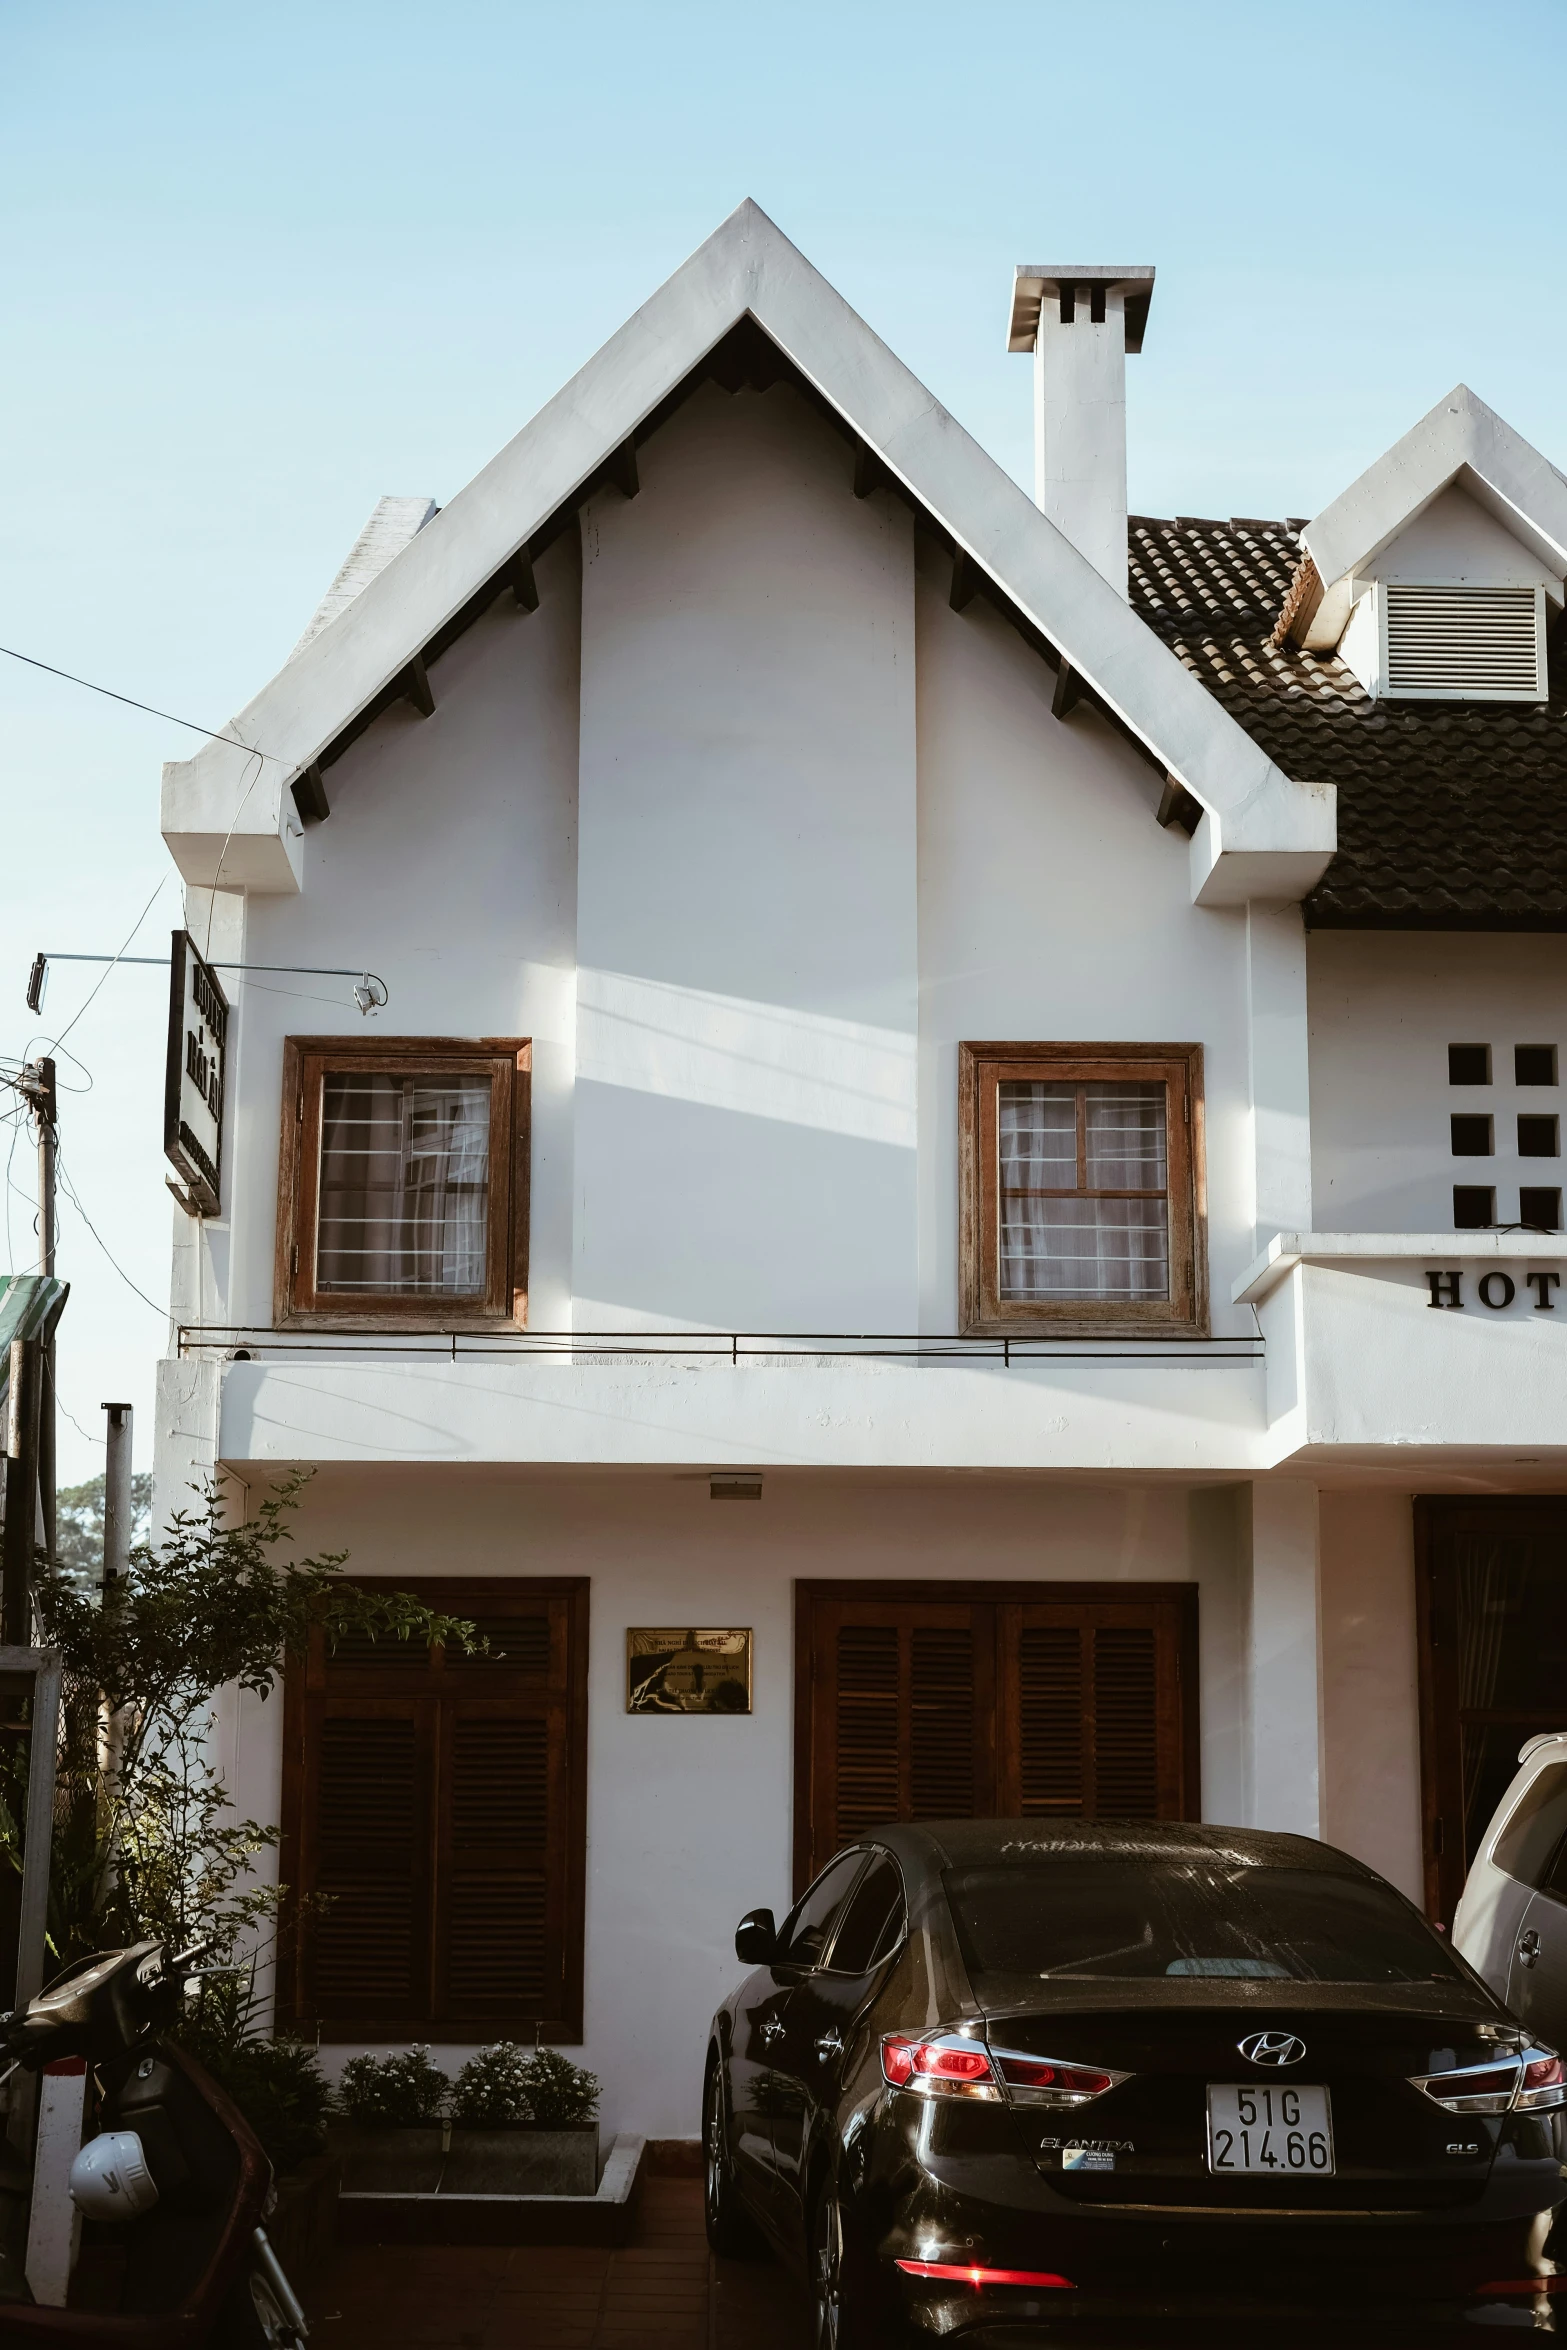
[0,1939,309,2346]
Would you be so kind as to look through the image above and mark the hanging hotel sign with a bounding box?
[163,930,229,1217]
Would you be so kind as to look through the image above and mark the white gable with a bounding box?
[160,201,1332,909]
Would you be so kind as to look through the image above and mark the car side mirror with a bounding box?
[735,1908,778,1965]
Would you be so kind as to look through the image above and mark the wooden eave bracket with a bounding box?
[402,653,435,717]
[1157,774,1204,837]
[606,440,640,500]
[290,763,330,826]
[950,551,981,613]
[1052,660,1082,720]
[510,550,539,612]
[852,439,886,500]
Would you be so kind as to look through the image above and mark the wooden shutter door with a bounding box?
[300,1697,436,2029]
[996,1598,1192,1820]
[282,1578,587,2040]
[796,1582,1198,1892]
[798,1595,996,1884]
[434,1594,576,2036]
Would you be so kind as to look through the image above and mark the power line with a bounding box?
[39,874,170,1053]
[54,1150,167,1320]
[0,643,278,758]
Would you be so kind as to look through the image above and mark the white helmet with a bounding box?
[69,2131,159,2220]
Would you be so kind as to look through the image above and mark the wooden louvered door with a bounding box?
[799,1595,997,1886]
[795,1582,1197,1889]
[281,1578,587,2041]
[306,1700,435,2023]
[995,1599,1189,1823]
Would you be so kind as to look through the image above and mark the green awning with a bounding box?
[0,1277,69,1410]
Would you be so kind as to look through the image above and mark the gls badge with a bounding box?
[1238,2031,1306,2068]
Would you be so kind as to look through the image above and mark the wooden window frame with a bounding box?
[959,1041,1206,1338]
[278,1576,588,2042]
[792,1578,1200,1894]
[274,1035,530,1329]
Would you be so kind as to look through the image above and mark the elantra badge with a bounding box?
[1238,2031,1306,2068]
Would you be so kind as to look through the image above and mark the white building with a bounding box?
[154,203,1567,2142]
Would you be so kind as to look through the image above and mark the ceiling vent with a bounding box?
[1381,582,1547,702]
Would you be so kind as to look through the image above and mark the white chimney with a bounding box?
[1008,267,1155,600]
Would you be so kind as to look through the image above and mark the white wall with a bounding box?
[225,1465,1248,2139]
[1309,931,1567,1232]
[912,538,1255,1329]
[1319,1487,1422,1903]
[207,529,584,1332]
[573,382,919,1334]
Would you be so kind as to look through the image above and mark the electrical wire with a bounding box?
[54,1150,167,1319]
[0,643,279,757]
[40,873,170,1055]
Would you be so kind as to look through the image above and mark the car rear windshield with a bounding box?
[945,1860,1463,1984]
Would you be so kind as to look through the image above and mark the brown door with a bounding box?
[1417,1497,1567,1925]
[280,1579,588,2041]
[794,1581,1198,1889]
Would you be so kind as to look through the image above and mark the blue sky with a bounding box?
[4,0,1565,1480]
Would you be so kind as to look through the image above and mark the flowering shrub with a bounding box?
[337,2045,450,2126]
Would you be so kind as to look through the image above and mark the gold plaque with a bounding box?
[626,1627,752,1715]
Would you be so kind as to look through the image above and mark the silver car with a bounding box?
[1454,1731,1567,2044]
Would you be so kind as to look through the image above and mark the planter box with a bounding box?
[338,2132,644,2247]
[442,2123,598,2197]
[267,2151,340,2290]
[326,2124,445,2195]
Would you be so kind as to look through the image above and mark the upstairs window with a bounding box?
[960,1044,1204,1337]
[277,1036,529,1325]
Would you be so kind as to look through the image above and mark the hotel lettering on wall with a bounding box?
[163,930,229,1216]
[1425,1269,1562,1311]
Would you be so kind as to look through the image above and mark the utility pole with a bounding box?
[16,1061,57,1567]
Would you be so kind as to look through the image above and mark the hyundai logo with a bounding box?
[1238,2031,1306,2068]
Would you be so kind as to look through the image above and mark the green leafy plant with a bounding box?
[13,1470,476,1970]
[517,2045,599,2127]
[0,1473,477,2175]
[450,2041,534,2125]
[337,2046,451,2127]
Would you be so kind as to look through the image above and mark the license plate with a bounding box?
[1207,2084,1334,2176]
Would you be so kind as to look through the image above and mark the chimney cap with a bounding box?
[1008,266,1156,355]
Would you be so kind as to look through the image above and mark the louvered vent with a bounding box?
[1019,1627,1085,1815]
[1383,584,1544,700]
[1093,1627,1160,1815]
[315,1717,418,2006]
[835,1626,901,1842]
[910,1627,975,1818]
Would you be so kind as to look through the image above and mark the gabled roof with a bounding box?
[1131,513,1567,929]
[161,201,1333,908]
[1293,385,1567,643]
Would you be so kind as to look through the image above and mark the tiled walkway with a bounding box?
[311,2175,810,2350]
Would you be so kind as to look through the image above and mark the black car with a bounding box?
[703,1820,1567,2342]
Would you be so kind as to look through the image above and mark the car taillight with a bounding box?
[990,2047,1131,2108]
[1516,2051,1567,2111]
[1411,2045,1567,2115]
[1410,2059,1520,2114]
[880,2033,999,2098]
[896,2260,1075,2289]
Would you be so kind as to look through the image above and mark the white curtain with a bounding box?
[318,1074,490,1295]
[999,1081,1169,1303]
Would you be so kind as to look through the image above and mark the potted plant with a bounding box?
[330,2047,452,2192]
[443,2042,601,2195]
